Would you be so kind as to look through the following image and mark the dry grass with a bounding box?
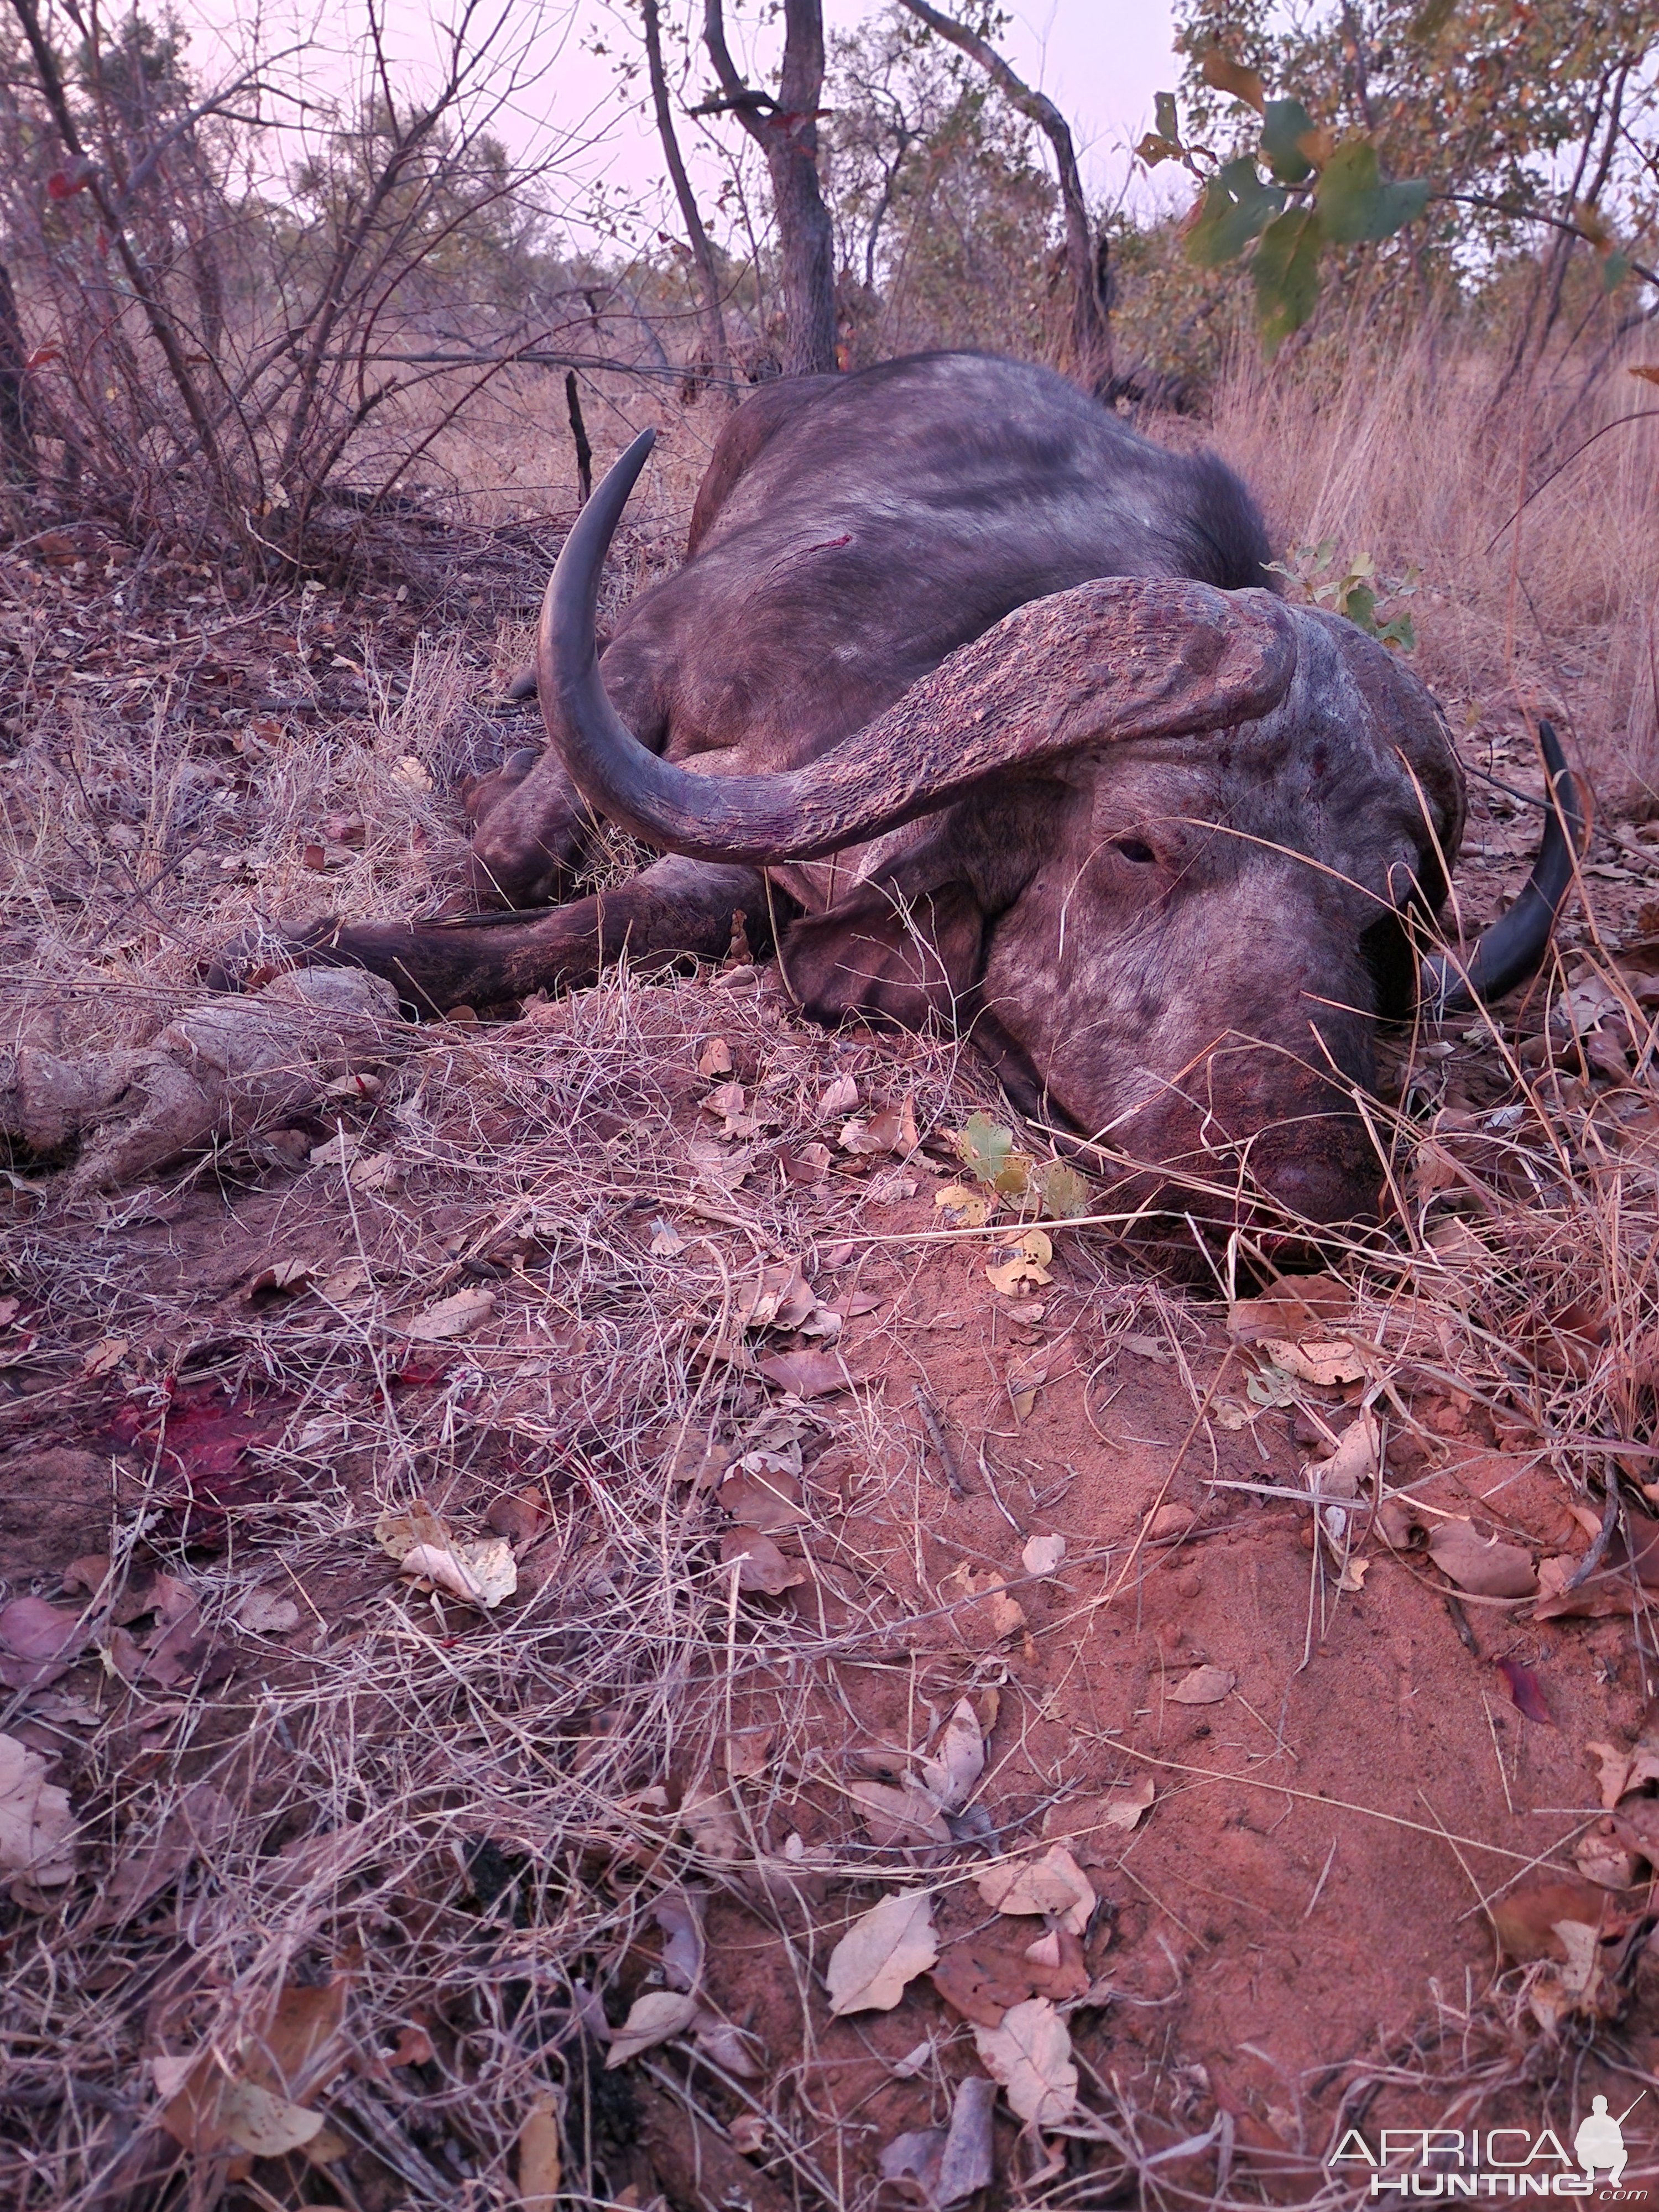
[4,332,1659,2209]
[1207,320,1659,805]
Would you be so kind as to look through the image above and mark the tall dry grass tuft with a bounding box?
[1203,321,1659,806]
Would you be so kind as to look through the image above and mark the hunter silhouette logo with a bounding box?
[1574,2100,1630,2189]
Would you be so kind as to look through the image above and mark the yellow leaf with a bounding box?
[517,2094,563,2206]
[935,1183,991,1228]
[985,1227,1052,1296]
[1200,49,1266,112]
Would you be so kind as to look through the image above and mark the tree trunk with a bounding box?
[703,0,838,378]
[0,262,35,482]
[641,0,733,397]
[895,0,1111,393]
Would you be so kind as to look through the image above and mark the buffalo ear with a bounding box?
[781,878,987,1030]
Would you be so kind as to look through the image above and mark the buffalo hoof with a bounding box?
[203,916,375,995]
[459,744,541,828]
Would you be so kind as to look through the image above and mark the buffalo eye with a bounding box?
[1114,837,1157,865]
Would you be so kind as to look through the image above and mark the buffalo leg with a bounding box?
[223,857,769,1013]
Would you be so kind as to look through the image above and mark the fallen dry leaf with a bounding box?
[1427,1519,1537,1599]
[404,1286,496,1342]
[1574,1825,1640,1891]
[1310,1411,1380,1494]
[818,1074,859,1117]
[985,1227,1052,1295]
[1588,1725,1659,1809]
[721,1527,808,1595]
[1227,1274,1352,1347]
[977,1845,1095,1936]
[650,1216,687,1257]
[718,1466,806,1531]
[972,1996,1078,2126]
[1261,1336,1366,1386]
[0,1597,87,1691]
[237,1590,302,1635]
[604,1990,699,2068]
[401,1537,517,1609]
[697,1037,734,1078]
[935,1182,992,1228]
[756,1349,848,1399]
[486,1484,551,1548]
[838,1096,917,1155]
[919,1697,984,1813]
[850,1779,952,1849]
[161,1977,346,2157]
[721,1726,773,1780]
[1021,1533,1065,1578]
[210,2080,326,2157]
[1495,1655,1553,1726]
[1491,1880,1615,1965]
[0,1732,75,1885]
[942,1562,1027,1643]
[827,1889,938,2016]
[392,753,432,794]
[781,1141,832,1185]
[1098,1777,1155,1833]
[928,1944,1031,2026]
[82,1337,128,1378]
[517,2093,563,2208]
[1168,1666,1234,1705]
[691,2010,761,2077]
[880,2075,996,2209]
[387,2022,435,2069]
[377,1500,517,1609]
[652,1887,707,1990]
[1022,1927,1092,2001]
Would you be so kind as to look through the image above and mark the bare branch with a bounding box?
[894,0,1110,389]
[641,0,732,394]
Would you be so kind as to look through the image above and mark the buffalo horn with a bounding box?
[1418,720,1585,1016]
[537,432,1298,865]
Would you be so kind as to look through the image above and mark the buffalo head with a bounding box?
[540,430,1582,1251]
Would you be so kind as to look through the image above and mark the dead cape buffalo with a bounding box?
[233,351,1583,1240]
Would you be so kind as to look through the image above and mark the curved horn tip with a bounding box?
[1417,717,1587,1016]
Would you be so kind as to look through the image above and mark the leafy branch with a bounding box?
[1140,50,1428,357]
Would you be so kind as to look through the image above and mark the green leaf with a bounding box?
[1339,580,1378,632]
[958,1113,1015,1187]
[1376,611,1417,653]
[1315,139,1430,244]
[1260,98,1321,184]
[1154,91,1181,145]
[1253,205,1323,357]
[1186,156,1285,269]
[1603,251,1631,294]
[1035,1161,1092,1220]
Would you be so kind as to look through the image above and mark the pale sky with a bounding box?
[177,0,1188,252]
